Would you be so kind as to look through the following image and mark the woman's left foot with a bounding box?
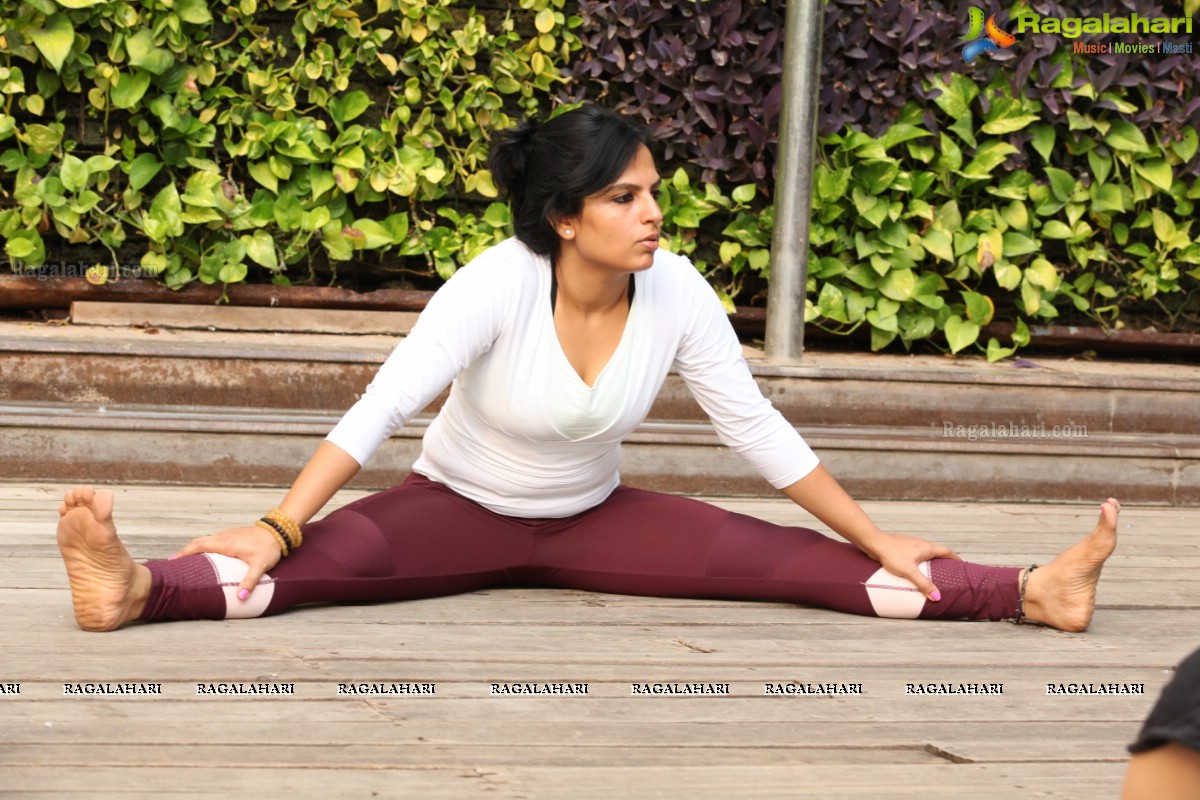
[1021,497,1120,632]
[56,486,151,631]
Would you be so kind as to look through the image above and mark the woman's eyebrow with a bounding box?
[606,178,663,192]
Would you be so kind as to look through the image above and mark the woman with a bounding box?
[56,106,1119,632]
[1123,647,1200,800]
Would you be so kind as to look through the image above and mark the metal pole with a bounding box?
[765,0,824,362]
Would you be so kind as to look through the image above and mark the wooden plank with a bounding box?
[0,763,1131,798]
[68,301,420,336]
[4,483,1192,798]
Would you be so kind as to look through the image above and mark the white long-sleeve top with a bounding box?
[325,238,819,517]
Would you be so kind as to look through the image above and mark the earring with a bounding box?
[564,228,573,236]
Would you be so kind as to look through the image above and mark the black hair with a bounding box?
[487,105,654,259]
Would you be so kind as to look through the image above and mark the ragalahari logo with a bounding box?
[962,8,1017,62]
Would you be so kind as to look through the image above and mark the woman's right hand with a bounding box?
[173,525,283,600]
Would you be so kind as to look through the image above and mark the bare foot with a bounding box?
[1021,497,1120,632]
[57,486,151,631]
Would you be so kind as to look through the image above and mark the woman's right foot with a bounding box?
[56,486,151,631]
[1021,497,1120,632]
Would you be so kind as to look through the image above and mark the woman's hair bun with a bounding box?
[487,117,540,198]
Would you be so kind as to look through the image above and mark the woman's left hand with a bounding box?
[860,533,959,602]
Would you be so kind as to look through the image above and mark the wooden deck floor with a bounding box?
[2,483,1195,798]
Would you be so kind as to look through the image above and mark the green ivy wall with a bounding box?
[1,0,1198,359]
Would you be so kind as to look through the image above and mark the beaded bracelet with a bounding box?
[263,508,302,549]
[254,518,291,557]
[253,508,303,558]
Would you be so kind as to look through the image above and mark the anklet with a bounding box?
[1013,564,1038,624]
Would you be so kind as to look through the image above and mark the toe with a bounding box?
[92,490,114,521]
[65,485,94,509]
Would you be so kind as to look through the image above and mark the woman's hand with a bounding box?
[860,532,959,602]
[172,525,283,600]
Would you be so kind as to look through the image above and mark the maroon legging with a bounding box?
[140,473,1022,623]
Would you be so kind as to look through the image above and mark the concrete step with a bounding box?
[2,401,1196,505]
[2,319,1198,503]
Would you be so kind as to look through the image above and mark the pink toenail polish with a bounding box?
[238,589,249,601]
[167,555,178,560]
[930,590,942,602]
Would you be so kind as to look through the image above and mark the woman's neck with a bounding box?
[553,254,632,316]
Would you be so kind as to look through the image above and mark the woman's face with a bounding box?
[558,145,663,276]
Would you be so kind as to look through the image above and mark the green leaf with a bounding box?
[110,68,152,109]
[29,14,75,74]
[242,230,278,270]
[534,8,555,33]
[878,268,916,301]
[1087,149,1112,185]
[1045,168,1076,202]
[1012,318,1031,347]
[944,315,980,354]
[1104,121,1150,154]
[731,184,755,204]
[817,282,845,319]
[929,74,978,119]
[1134,159,1173,192]
[962,290,994,325]
[866,309,898,333]
[816,166,849,202]
[986,338,1016,363]
[879,220,912,249]
[852,188,887,228]
[747,248,770,272]
[921,229,953,262]
[993,261,1021,290]
[125,29,174,76]
[936,133,962,173]
[1029,124,1055,162]
[330,91,371,127]
[349,219,394,249]
[334,146,366,170]
[1000,201,1029,231]
[52,0,105,7]
[273,193,302,231]
[881,123,931,151]
[1151,209,1177,244]
[981,97,1039,135]
[127,153,162,191]
[960,140,1019,179]
[1025,258,1059,290]
[1091,184,1124,214]
[1041,220,1073,239]
[900,315,935,342]
[1171,128,1198,163]
[218,261,248,284]
[1002,232,1040,257]
[948,114,976,149]
[175,0,213,24]
[59,154,88,193]
[144,183,183,242]
[719,240,741,264]
[276,142,319,162]
[308,167,336,200]
[247,161,278,193]
[870,327,897,352]
[148,95,186,131]
[5,229,46,266]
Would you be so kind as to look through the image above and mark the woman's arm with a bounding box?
[781,464,955,601]
[174,440,361,598]
[276,440,362,525]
